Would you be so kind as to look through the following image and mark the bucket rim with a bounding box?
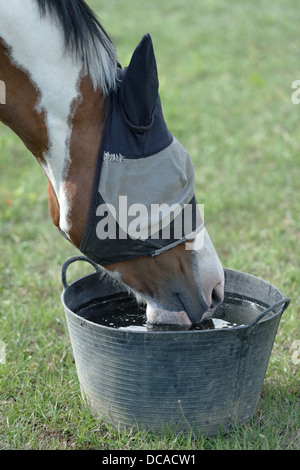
[61,294,289,336]
[61,259,289,335]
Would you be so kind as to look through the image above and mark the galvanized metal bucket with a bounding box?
[61,256,290,435]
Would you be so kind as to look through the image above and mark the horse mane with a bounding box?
[36,0,117,95]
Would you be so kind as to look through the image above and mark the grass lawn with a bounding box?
[0,0,299,450]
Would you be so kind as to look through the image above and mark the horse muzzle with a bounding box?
[146,302,193,327]
[145,278,224,327]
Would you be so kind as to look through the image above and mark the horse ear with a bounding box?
[120,34,159,127]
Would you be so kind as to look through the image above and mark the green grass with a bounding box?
[0,0,299,450]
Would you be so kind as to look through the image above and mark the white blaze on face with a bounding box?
[0,0,83,235]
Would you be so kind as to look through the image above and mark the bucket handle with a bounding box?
[248,297,290,327]
[61,255,101,289]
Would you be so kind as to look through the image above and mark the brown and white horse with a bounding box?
[0,0,224,326]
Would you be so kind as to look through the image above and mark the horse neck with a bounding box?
[0,40,105,248]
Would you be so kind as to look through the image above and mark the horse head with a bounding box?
[80,34,224,326]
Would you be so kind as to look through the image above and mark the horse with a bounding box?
[0,0,224,327]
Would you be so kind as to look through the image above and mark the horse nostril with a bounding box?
[210,283,224,309]
[210,294,221,309]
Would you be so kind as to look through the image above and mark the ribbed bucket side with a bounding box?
[62,264,289,435]
[65,309,253,435]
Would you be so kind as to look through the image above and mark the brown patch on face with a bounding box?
[65,75,105,247]
[47,182,60,228]
[105,242,198,300]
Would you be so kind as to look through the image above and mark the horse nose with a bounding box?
[209,281,224,310]
[176,275,224,325]
[198,279,224,322]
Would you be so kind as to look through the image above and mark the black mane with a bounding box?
[36,0,117,93]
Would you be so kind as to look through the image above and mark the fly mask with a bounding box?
[80,34,203,265]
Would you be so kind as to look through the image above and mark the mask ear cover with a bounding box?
[120,34,159,128]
